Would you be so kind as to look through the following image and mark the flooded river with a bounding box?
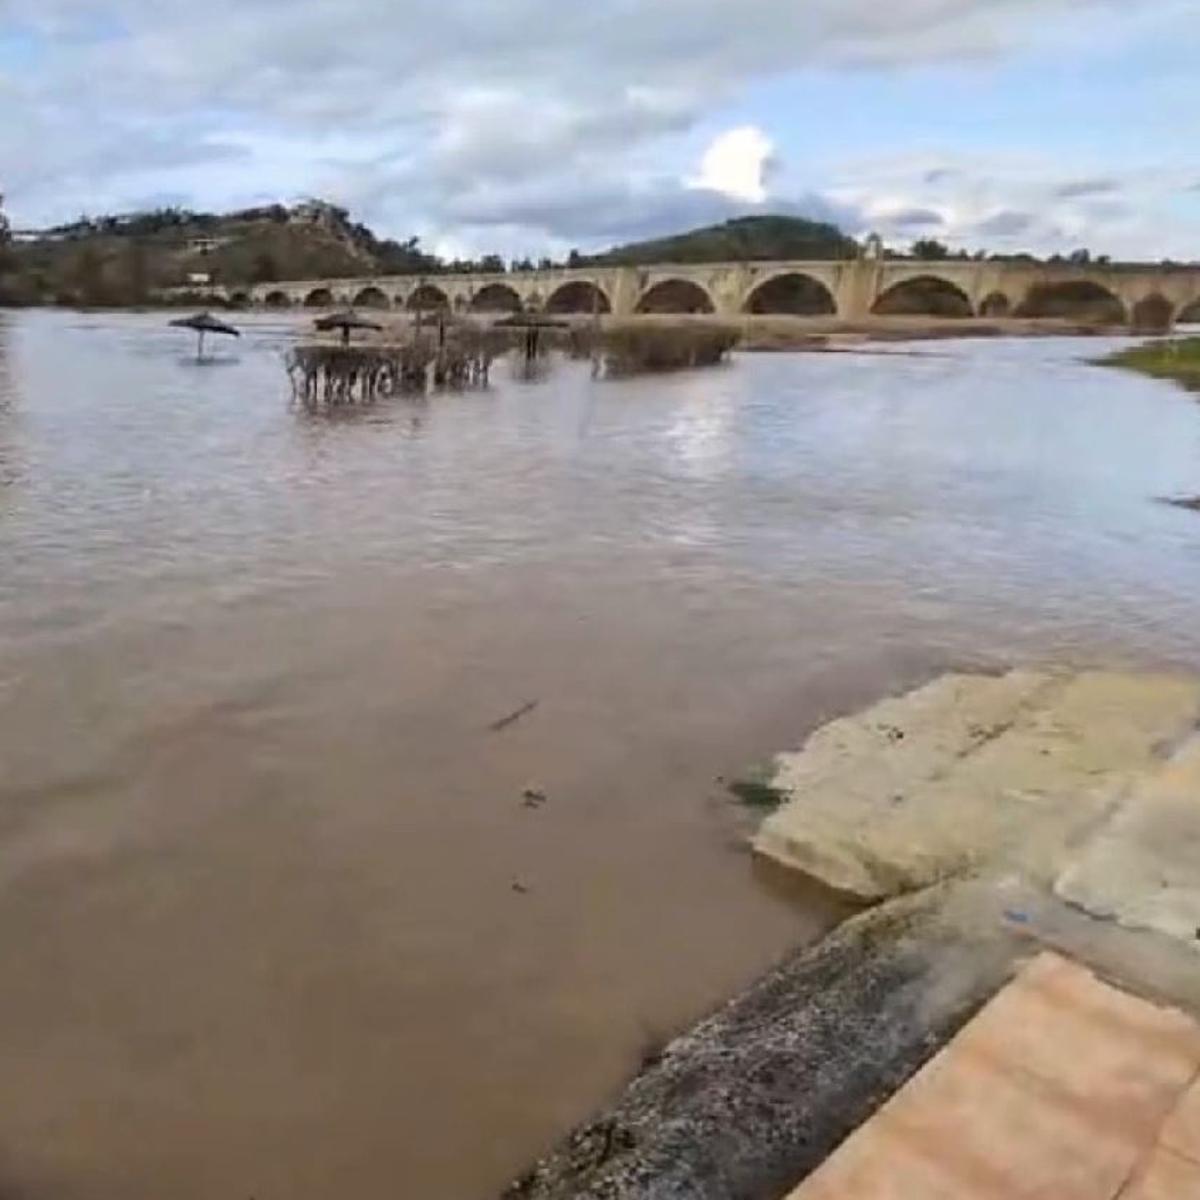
[1,311,1199,1199]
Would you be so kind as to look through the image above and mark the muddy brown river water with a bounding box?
[1,311,1199,1199]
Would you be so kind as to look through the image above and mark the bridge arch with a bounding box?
[263,290,291,308]
[979,291,1012,318]
[470,283,522,313]
[545,280,611,315]
[1131,294,1174,333]
[742,272,837,316]
[303,286,335,309]
[635,278,715,315]
[228,290,251,309]
[1016,280,1126,324]
[352,286,390,309]
[406,283,450,313]
[873,275,972,318]
[1178,298,1200,325]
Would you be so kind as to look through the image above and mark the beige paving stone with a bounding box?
[793,1116,960,1200]
[788,955,1200,1200]
[1119,1147,1200,1199]
[954,954,1200,1143]
[1161,1079,1200,1167]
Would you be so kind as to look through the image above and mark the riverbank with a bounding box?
[506,671,1200,1199]
[290,310,1126,364]
[34,304,1134,351]
[731,313,1122,350]
[339,311,1125,352]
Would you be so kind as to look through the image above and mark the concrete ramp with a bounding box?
[755,671,1200,903]
[1056,735,1200,950]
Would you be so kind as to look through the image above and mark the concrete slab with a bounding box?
[1057,736,1200,952]
[755,672,1200,902]
[755,671,1054,898]
[788,954,1200,1200]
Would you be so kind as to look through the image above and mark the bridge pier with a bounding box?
[834,261,880,322]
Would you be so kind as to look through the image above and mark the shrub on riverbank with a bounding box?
[1101,337,1200,389]
[600,320,740,375]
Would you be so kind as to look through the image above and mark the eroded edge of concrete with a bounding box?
[501,881,1025,1200]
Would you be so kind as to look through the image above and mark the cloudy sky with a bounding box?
[1,0,1198,259]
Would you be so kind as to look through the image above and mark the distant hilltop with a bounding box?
[595,215,859,265]
[0,199,442,308]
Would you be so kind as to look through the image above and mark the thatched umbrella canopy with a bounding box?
[493,312,571,362]
[169,311,241,360]
[314,310,384,346]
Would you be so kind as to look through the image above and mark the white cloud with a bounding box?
[1,0,1197,257]
[828,150,1200,259]
[690,127,775,204]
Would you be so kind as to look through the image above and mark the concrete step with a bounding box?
[755,672,1200,902]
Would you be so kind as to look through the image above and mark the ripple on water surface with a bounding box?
[0,311,1198,1198]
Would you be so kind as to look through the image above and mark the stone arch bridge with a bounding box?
[181,259,1200,327]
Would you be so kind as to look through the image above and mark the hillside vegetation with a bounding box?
[1102,338,1200,389]
[0,202,443,307]
[594,215,859,265]
[0,203,864,307]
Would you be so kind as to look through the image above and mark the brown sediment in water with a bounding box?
[4,316,1200,1199]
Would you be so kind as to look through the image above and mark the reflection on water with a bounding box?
[1,311,1200,1199]
[0,315,19,492]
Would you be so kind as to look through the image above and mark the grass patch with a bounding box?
[727,765,788,812]
[600,320,740,376]
[1100,337,1200,389]
[1159,495,1200,513]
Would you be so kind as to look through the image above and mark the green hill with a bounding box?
[594,215,859,265]
[0,201,441,307]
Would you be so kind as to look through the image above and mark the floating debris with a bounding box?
[489,700,540,733]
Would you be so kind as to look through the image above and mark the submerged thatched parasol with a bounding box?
[314,310,385,346]
[169,311,241,360]
[491,313,571,329]
[493,312,571,363]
